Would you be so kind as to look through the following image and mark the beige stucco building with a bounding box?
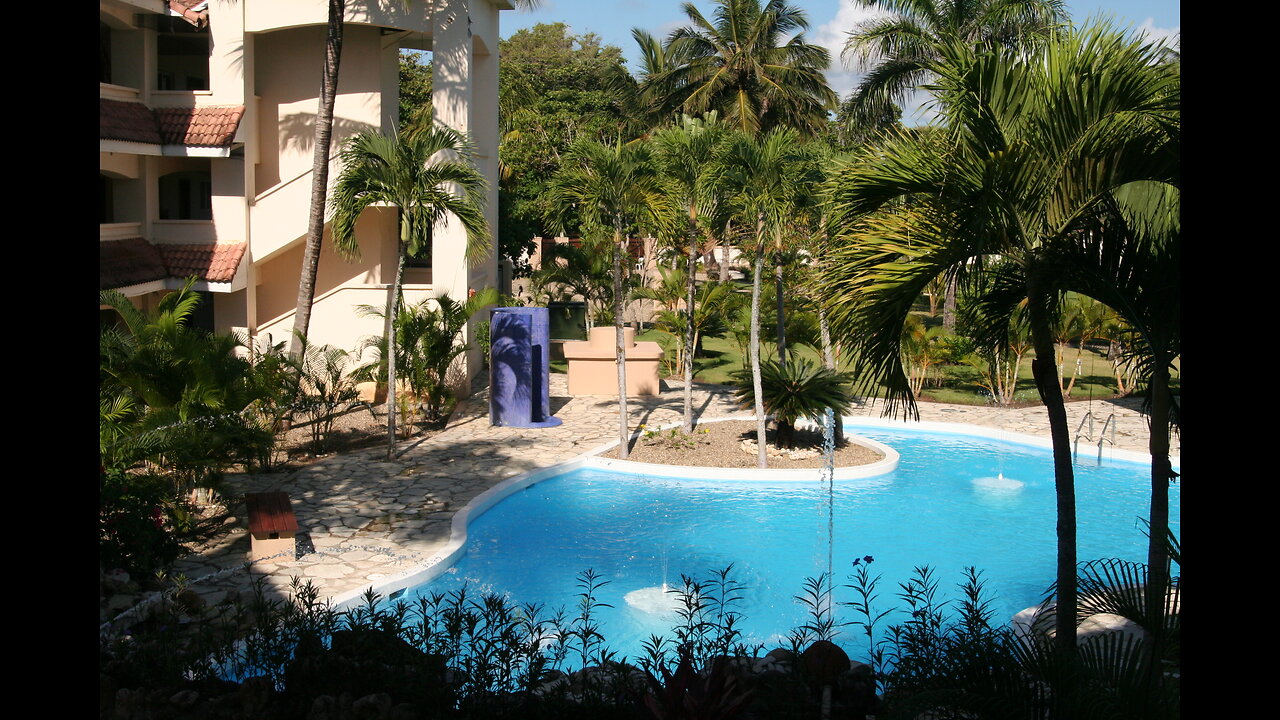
[100,0,509,388]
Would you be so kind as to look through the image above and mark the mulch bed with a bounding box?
[609,419,884,469]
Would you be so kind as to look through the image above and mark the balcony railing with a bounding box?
[100,83,141,102]
[100,222,144,241]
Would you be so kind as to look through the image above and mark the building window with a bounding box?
[156,17,209,91]
[159,170,213,220]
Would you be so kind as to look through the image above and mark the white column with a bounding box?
[431,0,474,301]
[432,0,502,390]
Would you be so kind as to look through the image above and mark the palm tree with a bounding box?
[841,0,1068,128]
[329,124,490,458]
[821,24,1178,662]
[1043,180,1180,674]
[544,139,670,459]
[653,113,729,432]
[648,0,838,136]
[716,127,811,467]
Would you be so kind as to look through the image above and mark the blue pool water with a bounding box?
[403,423,1180,663]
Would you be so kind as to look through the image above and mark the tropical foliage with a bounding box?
[543,138,669,458]
[732,357,855,448]
[330,124,490,456]
[821,22,1179,650]
[841,0,1068,128]
[644,0,838,136]
[529,236,633,330]
[100,281,272,493]
[99,282,272,575]
[357,288,502,428]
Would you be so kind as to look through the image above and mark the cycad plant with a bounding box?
[732,357,854,448]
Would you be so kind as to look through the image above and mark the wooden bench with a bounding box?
[245,491,298,562]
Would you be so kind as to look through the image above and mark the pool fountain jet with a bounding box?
[624,583,684,616]
[972,472,1025,491]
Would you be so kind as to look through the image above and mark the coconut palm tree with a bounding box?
[653,112,730,432]
[841,0,1068,129]
[329,124,490,458]
[822,24,1178,661]
[544,139,670,459]
[647,0,838,137]
[290,0,346,359]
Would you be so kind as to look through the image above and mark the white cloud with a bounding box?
[1134,18,1180,49]
[811,0,887,100]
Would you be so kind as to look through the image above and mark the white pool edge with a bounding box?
[330,414,1176,610]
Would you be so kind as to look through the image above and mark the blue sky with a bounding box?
[497,0,1180,124]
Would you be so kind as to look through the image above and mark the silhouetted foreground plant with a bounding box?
[100,560,1177,719]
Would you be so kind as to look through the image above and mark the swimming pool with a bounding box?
[392,419,1180,664]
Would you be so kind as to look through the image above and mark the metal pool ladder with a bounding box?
[1074,411,1116,463]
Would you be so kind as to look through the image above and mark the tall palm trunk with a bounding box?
[289,0,344,357]
[942,275,957,332]
[615,223,630,459]
[386,232,407,459]
[684,210,698,433]
[774,253,787,367]
[719,220,732,283]
[1026,272,1077,658]
[1145,358,1174,676]
[750,218,767,468]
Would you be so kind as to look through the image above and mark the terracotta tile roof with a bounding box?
[157,242,246,283]
[154,106,245,147]
[100,99,163,145]
[101,239,246,289]
[100,238,168,289]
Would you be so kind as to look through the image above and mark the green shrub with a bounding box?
[99,467,186,577]
[100,280,273,492]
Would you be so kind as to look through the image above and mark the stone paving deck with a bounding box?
[170,375,1175,608]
